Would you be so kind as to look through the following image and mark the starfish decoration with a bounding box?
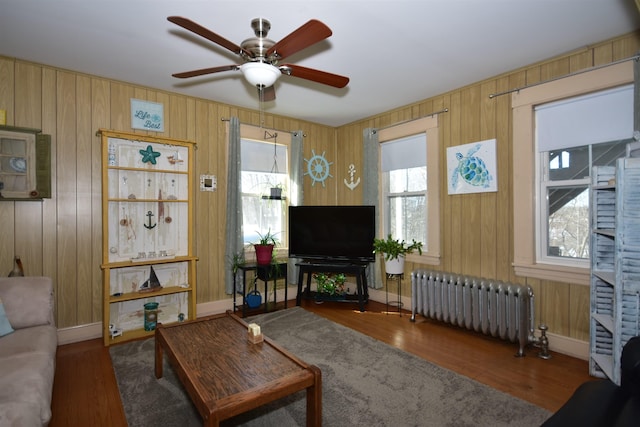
[139,145,161,165]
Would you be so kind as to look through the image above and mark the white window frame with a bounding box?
[378,116,441,265]
[512,61,633,285]
[536,150,592,268]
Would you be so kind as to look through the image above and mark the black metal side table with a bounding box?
[233,260,288,317]
[385,273,403,316]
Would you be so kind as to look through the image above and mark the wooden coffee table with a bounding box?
[155,310,322,426]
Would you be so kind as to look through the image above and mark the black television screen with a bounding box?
[288,205,375,263]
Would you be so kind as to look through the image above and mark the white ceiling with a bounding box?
[1,1,638,127]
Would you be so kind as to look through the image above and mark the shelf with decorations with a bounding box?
[98,129,197,346]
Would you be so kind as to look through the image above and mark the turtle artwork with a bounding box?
[450,143,493,189]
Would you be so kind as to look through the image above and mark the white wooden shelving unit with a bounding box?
[590,157,640,384]
[98,129,197,346]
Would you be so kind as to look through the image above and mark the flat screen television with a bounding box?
[288,205,375,263]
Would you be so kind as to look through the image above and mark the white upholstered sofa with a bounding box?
[0,276,57,426]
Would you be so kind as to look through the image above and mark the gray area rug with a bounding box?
[110,307,551,426]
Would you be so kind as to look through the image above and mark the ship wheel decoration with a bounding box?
[304,150,332,187]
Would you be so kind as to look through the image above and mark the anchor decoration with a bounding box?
[138,265,162,293]
[343,163,360,191]
[144,210,157,229]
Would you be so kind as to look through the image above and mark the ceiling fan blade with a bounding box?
[280,64,349,88]
[258,85,276,102]
[172,65,239,79]
[167,16,252,57]
[267,19,332,61]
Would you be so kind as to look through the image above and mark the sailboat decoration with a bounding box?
[167,149,184,165]
[138,265,162,293]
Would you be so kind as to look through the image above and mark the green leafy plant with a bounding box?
[372,234,423,261]
[314,273,346,296]
[255,229,279,246]
[228,251,246,274]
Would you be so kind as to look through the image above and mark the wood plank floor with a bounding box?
[49,299,592,426]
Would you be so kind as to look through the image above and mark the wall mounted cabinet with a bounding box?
[0,125,51,200]
[99,129,197,345]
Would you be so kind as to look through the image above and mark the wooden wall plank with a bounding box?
[447,91,462,273]
[91,78,111,322]
[76,75,93,325]
[0,57,16,274]
[13,62,43,275]
[41,67,58,300]
[480,80,497,280]
[56,71,78,328]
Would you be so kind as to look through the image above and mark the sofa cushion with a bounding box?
[0,402,44,427]
[0,325,58,359]
[0,352,55,426]
[0,277,54,329]
[0,297,14,337]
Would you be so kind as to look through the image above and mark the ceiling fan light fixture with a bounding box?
[240,62,281,88]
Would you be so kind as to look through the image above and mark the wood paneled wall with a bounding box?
[0,58,336,328]
[335,32,640,342]
[1,31,639,345]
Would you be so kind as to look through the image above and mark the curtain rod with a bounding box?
[488,54,640,99]
[220,117,306,137]
[371,108,449,134]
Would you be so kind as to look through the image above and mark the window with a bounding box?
[239,128,291,252]
[539,141,627,266]
[512,61,633,284]
[381,135,427,245]
[378,117,440,264]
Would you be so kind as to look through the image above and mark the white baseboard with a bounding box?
[57,322,103,345]
[546,333,589,360]
[56,286,589,361]
[367,288,590,360]
[57,286,300,345]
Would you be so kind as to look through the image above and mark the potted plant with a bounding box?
[314,273,346,298]
[254,229,278,265]
[373,234,423,274]
[269,183,284,199]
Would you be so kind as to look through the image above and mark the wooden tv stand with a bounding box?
[295,261,369,312]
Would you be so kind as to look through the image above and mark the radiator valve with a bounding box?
[536,324,552,360]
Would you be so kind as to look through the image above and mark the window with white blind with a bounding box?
[378,116,441,264]
[512,61,633,284]
[381,134,427,245]
[535,85,633,267]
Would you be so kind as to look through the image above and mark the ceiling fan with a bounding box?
[167,16,350,101]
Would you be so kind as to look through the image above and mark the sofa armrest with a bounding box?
[0,277,55,329]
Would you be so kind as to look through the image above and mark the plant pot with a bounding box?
[384,256,405,275]
[270,187,282,199]
[254,244,274,265]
